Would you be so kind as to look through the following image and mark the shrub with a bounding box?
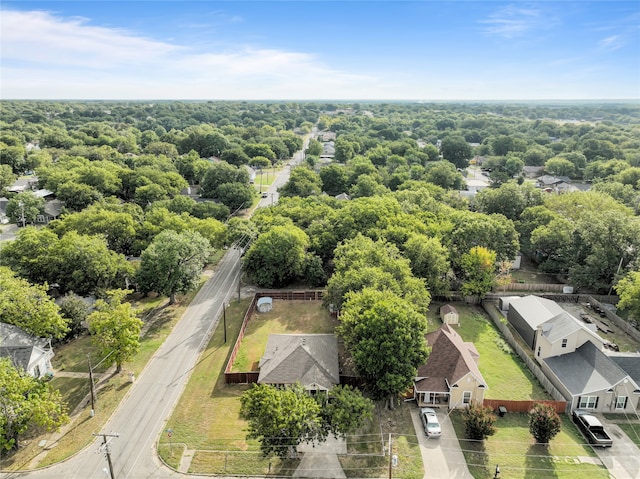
[529,403,561,444]
[463,404,497,440]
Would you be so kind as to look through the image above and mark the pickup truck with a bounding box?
[572,409,613,447]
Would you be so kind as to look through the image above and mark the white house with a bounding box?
[0,323,54,378]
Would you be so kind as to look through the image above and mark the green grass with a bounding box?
[451,411,609,479]
[52,335,111,374]
[602,414,640,447]
[452,305,550,401]
[48,377,90,413]
[231,300,338,372]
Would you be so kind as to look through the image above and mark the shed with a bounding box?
[257,297,273,313]
[440,304,459,325]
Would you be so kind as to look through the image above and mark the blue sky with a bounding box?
[1,1,639,100]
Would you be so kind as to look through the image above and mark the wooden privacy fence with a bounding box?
[224,290,328,384]
[483,399,566,414]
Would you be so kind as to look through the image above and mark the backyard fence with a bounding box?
[481,300,569,411]
[483,399,566,414]
[499,283,565,293]
[586,296,640,343]
[224,294,258,382]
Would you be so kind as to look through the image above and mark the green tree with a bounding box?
[215,182,255,211]
[6,191,45,225]
[460,246,497,297]
[240,383,323,458]
[463,404,497,440]
[0,164,17,190]
[476,181,543,221]
[318,385,374,437]
[528,403,561,444]
[0,267,68,339]
[136,230,212,304]
[55,181,102,212]
[244,143,276,161]
[243,225,310,288]
[57,294,90,340]
[305,138,323,157]
[440,136,472,169]
[279,167,323,198]
[0,358,69,451]
[545,157,576,177]
[424,161,464,190]
[320,164,349,196]
[87,290,143,373]
[615,270,640,320]
[338,288,428,407]
[404,234,451,296]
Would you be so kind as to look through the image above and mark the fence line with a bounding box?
[481,300,569,411]
[224,295,258,378]
[587,296,640,343]
[499,283,565,292]
[483,398,566,414]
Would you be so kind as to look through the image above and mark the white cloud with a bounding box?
[480,4,544,38]
[598,35,625,51]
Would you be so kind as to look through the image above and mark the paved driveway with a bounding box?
[592,415,640,479]
[410,407,474,479]
[294,436,346,478]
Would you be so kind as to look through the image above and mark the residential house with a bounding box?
[36,199,65,224]
[523,166,545,178]
[440,304,459,326]
[334,193,350,201]
[7,177,38,194]
[414,324,487,409]
[0,323,54,379]
[258,334,339,393]
[507,295,565,349]
[541,342,640,413]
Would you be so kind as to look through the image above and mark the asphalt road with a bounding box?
[2,249,242,479]
[1,136,309,479]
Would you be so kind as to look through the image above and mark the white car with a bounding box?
[420,408,442,438]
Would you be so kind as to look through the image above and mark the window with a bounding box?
[33,365,41,378]
[561,339,568,348]
[463,391,472,404]
[578,396,598,409]
[615,396,628,410]
[537,346,541,357]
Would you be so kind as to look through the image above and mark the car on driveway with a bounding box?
[572,409,613,447]
[420,407,442,438]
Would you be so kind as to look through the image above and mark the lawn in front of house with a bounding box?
[230,300,338,372]
[451,411,609,479]
[433,304,550,401]
[602,414,640,447]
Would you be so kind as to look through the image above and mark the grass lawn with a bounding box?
[0,286,204,471]
[231,300,338,372]
[450,305,550,401]
[160,299,424,476]
[602,414,640,447]
[451,411,609,479]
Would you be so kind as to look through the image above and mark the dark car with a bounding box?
[572,409,613,447]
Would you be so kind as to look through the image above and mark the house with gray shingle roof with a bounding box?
[535,311,604,361]
[258,334,339,392]
[413,324,487,409]
[0,323,54,378]
[542,342,640,413]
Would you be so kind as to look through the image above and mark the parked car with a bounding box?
[572,409,613,447]
[420,407,442,438]
[261,191,268,198]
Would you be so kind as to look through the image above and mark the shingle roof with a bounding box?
[540,312,602,344]
[543,341,629,395]
[0,323,51,373]
[440,304,458,316]
[414,324,486,392]
[609,354,640,387]
[258,334,339,390]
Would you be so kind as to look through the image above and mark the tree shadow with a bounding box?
[524,443,558,479]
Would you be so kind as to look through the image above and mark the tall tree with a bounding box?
[440,136,472,169]
[615,270,640,321]
[240,383,323,458]
[0,267,68,339]
[136,230,212,304]
[459,246,497,297]
[338,288,428,408]
[6,191,44,226]
[88,290,142,373]
[0,358,69,451]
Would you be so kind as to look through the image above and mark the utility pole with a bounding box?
[388,433,392,479]
[94,432,119,479]
[88,354,96,417]
[223,303,227,343]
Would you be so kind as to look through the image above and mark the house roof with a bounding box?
[540,311,602,345]
[609,354,640,387]
[0,323,52,373]
[509,295,565,330]
[440,304,458,316]
[415,324,486,393]
[543,341,631,396]
[44,199,64,217]
[258,334,339,390]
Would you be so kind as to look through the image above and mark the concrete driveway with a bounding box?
[410,407,474,479]
[592,415,640,479]
[294,436,346,478]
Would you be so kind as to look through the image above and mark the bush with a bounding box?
[529,403,561,444]
[463,404,496,440]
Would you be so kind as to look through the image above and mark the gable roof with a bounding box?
[509,295,564,330]
[415,324,486,392]
[543,341,632,395]
[258,334,339,390]
[440,304,458,316]
[0,323,52,373]
[540,311,602,344]
[609,354,640,388]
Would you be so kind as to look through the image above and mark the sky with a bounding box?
[1,1,639,100]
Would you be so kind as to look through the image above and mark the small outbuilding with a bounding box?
[257,297,273,313]
[440,304,459,326]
